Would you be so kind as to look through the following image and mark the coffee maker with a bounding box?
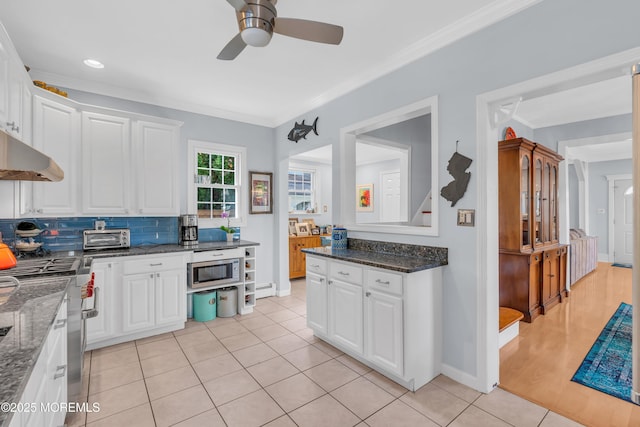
[179,214,198,246]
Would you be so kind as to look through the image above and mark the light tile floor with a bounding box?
[65,280,584,427]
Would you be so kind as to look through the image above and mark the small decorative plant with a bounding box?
[220,211,236,234]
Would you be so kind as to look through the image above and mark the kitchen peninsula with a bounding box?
[303,239,447,391]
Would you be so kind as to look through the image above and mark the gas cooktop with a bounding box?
[0,257,81,279]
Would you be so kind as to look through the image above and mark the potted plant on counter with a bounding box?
[220,211,236,242]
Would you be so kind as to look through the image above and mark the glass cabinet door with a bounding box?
[542,162,551,243]
[550,165,557,241]
[534,158,542,244]
[521,155,530,247]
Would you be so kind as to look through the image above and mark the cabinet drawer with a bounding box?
[330,261,363,285]
[306,257,327,275]
[123,254,185,275]
[367,270,403,296]
[191,248,243,263]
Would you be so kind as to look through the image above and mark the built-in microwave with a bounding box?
[188,258,241,289]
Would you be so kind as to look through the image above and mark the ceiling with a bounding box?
[0,0,541,127]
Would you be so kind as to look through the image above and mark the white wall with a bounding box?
[274,0,640,389]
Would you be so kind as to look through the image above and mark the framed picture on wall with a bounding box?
[249,171,273,214]
[356,183,374,212]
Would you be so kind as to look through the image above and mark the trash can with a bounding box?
[193,290,217,322]
[217,286,237,318]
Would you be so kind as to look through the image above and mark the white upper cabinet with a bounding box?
[134,120,179,216]
[32,94,80,216]
[0,37,10,132]
[82,111,131,214]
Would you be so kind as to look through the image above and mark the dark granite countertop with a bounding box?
[0,276,71,427]
[302,246,447,273]
[78,240,260,260]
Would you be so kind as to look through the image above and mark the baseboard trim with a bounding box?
[441,363,489,393]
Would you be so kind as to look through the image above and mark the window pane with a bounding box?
[213,203,224,217]
[224,171,235,185]
[224,156,235,170]
[197,188,211,202]
[304,182,311,191]
[225,204,236,217]
[197,203,211,218]
[303,173,311,182]
[225,189,236,202]
[212,170,222,185]
[197,169,209,176]
[212,155,223,169]
[213,188,223,203]
[197,153,209,168]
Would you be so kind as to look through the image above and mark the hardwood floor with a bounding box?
[500,262,640,427]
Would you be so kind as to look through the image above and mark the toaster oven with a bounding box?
[83,229,130,250]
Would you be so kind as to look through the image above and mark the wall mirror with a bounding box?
[340,96,439,236]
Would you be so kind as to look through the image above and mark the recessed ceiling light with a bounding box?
[83,59,104,69]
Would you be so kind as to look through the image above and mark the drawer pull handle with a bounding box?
[338,271,350,276]
[150,263,163,266]
[54,365,67,379]
[375,279,390,286]
[311,264,320,268]
[328,280,333,285]
[319,278,324,283]
[365,292,371,297]
[54,319,67,329]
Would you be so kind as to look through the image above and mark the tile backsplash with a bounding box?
[0,217,237,252]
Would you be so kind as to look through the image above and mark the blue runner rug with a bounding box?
[572,302,636,404]
[612,263,632,269]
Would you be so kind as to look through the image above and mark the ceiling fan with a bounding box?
[217,0,344,60]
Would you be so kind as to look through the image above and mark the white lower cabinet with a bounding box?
[366,289,403,376]
[306,272,327,335]
[328,277,363,355]
[10,296,67,427]
[86,260,116,345]
[87,253,188,350]
[306,254,442,391]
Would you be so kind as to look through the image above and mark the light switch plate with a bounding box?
[457,209,475,227]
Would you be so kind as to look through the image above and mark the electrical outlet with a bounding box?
[323,205,328,213]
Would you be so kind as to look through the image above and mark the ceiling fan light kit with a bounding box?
[218,0,344,60]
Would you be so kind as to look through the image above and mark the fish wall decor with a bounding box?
[288,117,319,142]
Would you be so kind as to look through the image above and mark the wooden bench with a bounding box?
[499,307,524,348]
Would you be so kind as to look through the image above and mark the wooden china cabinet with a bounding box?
[498,138,568,322]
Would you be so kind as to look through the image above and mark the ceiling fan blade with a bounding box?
[226,0,248,12]
[217,33,247,60]
[273,17,344,45]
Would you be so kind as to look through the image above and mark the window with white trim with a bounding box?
[188,140,247,228]
[288,168,317,213]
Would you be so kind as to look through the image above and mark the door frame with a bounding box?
[476,47,640,393]
[608,174,633,263]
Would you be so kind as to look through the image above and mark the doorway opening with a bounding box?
[476,47,640,395]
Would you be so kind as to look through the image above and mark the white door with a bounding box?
[614,179,633,265]
[86,262,115,344]
[328,279,363,355]
[121,273,156,333]
[155,269,186,326]
[366,289,403,376]
[306,272,328,335]
[380,171,402,222]
[82,111,131,214]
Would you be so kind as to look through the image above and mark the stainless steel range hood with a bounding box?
[0,128,64,182]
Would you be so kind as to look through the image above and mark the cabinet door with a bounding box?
[87,262,116,344]
[0,40,8,128]
[82,111,131,214]
[155,269,186,326]
[289,239,305,279]
[328,279,363,355]
[306,271,327,335]
[134,120,179,215]
[365,289,403,376]
[6,63,23,139]
[541,249,560,312]
[32,95,80,215]
[122,273,156,333]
